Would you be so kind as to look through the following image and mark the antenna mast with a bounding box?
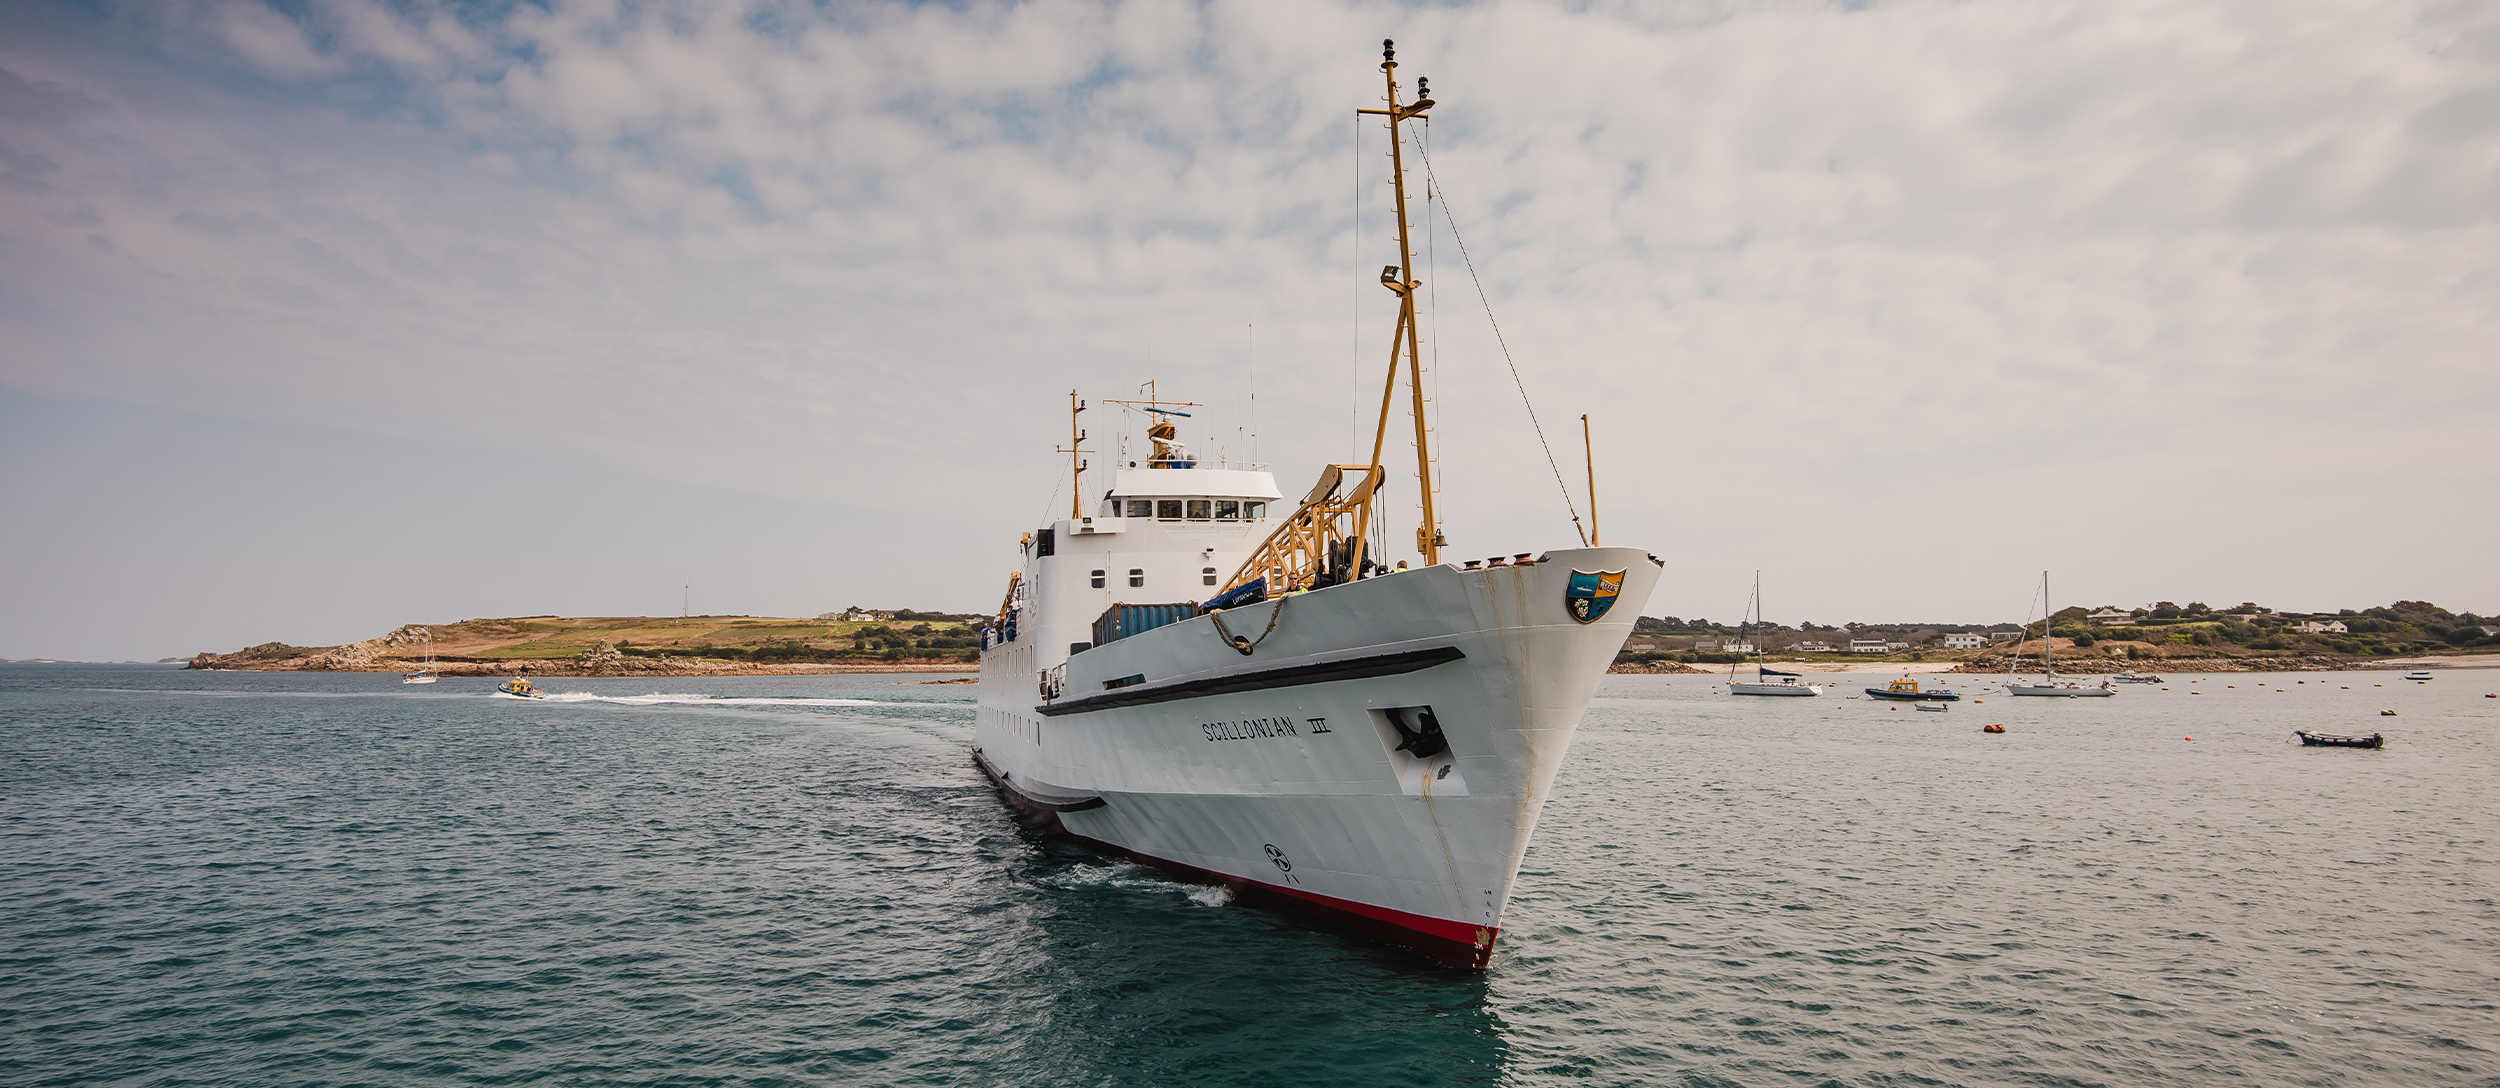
[1057,390,1089,520]
[1357,39,1443,566]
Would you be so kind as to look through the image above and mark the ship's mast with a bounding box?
[1357,39,1442,566]
[1058,390,1088,520]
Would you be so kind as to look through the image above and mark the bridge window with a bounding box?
[1215,500,1240,519]
[1126,499,1152,518]
[1245,502,1267,519]
[1129,568,1145,588]
[1202,567,1218,586]
[1186,499,1211,520]
[1090,569,1105,589]
[1156,500,1183,520]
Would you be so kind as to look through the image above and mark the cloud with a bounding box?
[2,0,2496,640]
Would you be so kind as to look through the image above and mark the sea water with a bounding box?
[3,664,2494,1087]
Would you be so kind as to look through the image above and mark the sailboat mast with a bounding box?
[1360,40,1442,566]
[2043,570,2053,677]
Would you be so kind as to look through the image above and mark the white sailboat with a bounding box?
[972,42,1658,969]
[2008,571,2115,698]
[1728,571,1820,696]
[400,628,437,684]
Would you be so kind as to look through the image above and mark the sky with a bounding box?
[3,0,2495,660]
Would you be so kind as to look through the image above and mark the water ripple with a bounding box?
[2,665,2493,1086]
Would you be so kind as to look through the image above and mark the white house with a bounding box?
[1886,641,1910,651]
[1722,640,1757,654]
[1798,640,1831,652]
[1943,633,1986,649]
[1850,639,1890,654]
[2293,620,2350,634]
[2086,608,2136,626]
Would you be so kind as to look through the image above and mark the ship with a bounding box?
[971,41,1659,969]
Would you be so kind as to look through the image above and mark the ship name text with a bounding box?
[1202,714,1303,742]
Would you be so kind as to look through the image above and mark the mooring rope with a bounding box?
[1208,595,1286,656]
[1415,144,1588,547]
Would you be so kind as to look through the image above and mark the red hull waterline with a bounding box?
[974,751,1499,969]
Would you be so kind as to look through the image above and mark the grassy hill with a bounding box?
[189,613,988,674]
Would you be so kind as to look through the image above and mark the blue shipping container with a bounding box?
[1090,603,1198,648]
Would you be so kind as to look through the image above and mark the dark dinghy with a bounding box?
[2295,730,2384,749]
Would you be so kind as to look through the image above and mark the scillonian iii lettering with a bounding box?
[1202,715,1300,742]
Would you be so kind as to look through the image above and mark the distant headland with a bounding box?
[187,612,987,677]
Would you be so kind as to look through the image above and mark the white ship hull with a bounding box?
[976,546,1657,966]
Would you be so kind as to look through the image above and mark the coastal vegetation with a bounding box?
[1615,600,2496,672]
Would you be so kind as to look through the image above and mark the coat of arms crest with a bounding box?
[1564,569,1625,624]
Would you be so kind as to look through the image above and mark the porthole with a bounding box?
[1090,569,1106,589]
[1129,569,1145,588]
[1202,567,1218,586]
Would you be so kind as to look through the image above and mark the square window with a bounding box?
[1128,569,1145,588]
[1202,567,1218,586]
[1186,500,1211,520]
[1244,501,1266,519]
[1090,569,1105,589]
[1157,500,1183,520]
[1126,499,1152,518]
[1215,500,1240,519]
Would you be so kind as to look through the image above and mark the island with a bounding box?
[188,612,988,677]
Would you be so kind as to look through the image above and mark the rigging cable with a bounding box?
[1352,110,1363,464]
[1415,144,1588,547]
[1422,117,1444,544]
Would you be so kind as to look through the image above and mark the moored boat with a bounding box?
[2110,670,2160,683]
[1866,677,1959,702]
[402,627,438,683]
[2295,730,2384,749]
[2007,572,2117,698]
[1731,666,1821,696]
[971,43,1657,970]
[2404,670,2433,681]
[1726,572,1821,696]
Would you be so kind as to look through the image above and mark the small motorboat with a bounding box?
[2403,670,2433,681]
[1914,703,1949,712]
[2295,730,2384,749]
[1866,677,1960,702]
[496,678,545,699]
[2111,670,2161,683]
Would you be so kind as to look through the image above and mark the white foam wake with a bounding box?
[526,692,905,707]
